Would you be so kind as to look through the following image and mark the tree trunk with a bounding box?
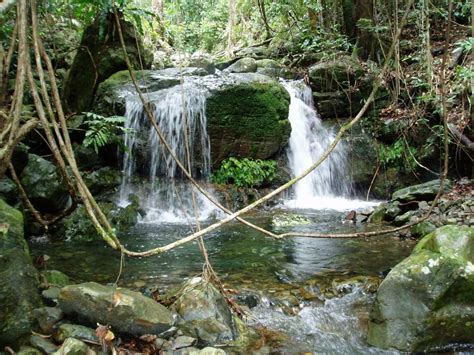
[257,0,271,39]
[227,0,236,54]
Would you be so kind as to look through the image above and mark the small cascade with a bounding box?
[119,80,216,222]
[283,80,356,210]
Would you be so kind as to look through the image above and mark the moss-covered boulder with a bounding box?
[0,199,42,347]
[207,80,291,166]
[58,282,175,336]
[52,197,142,241]
[20,154,70,213]
[368,225,474,351]
[63,13,151,114]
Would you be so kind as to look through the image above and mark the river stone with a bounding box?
[52,338,89,355]
[84,166,122,195]
[20,154,70,213]
[53,324,98,343]
[18,346,43,355]
[225,57,257,73]
[189,52,215,74]
[271,213,311,227]
[0,176,17,204]
[171,277,252,345]
[368,225,474,351]
[207,80,290,166]
[197,347,226,355]
[29,335,58,353]
[58,282,175,336]
[33,307,64,333]
[410,221,436,238]
[391,179,452,202]
[255,59,284,78]
[0,199,42,347]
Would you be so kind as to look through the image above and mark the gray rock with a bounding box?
[29,335,58,353]
[58,282,175,336]
[271,213,311,228]
[225,58,257,73]
[0,199,42,347]
[198,347,226,355]
[173,335,197,349]
[410,221,436,238]
[171,277,255,346]
[52,338,90,355]
[33,307,64,333]
[53,323,98,343]
[391,179,451,202]
[42,287,61,304]
[189,53,215,74]
[0,176,17,204]
[368,225,474,351]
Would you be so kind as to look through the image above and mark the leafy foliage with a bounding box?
[212,158,277,188]
[378,140,417,173]
[82,112,131,153]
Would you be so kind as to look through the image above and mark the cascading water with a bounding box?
[283,80,375,210]
[119,80,217,222]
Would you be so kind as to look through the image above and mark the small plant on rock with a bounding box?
[212,157,277,188]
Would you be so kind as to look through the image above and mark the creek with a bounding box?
[31,75,416,353]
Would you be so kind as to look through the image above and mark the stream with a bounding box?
[30,207,415,353]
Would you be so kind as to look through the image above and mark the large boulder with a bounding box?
[0,199,42,347]
[308,56,388,118]
[368,225,474,351]
[20,154,70,213]
[224,57,257,73]
[58,282,175,336]
[171,277,255,346]
[62,12,151,114]
[206,78,291,166]
[391,179,452,202]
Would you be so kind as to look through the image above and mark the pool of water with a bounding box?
[30,206,415,353]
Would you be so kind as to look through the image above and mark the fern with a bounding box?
[82,112,132,153]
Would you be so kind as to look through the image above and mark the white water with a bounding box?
[283,80,378,211]
[119,80,217,223]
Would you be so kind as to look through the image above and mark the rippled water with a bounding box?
[30,207,415,353]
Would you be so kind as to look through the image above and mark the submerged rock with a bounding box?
[368,225,474,351]
[0,199,42,347]
[171,277,255,346]
[33,307,64,333]
[271,213,311,228]
[58,282,175,336]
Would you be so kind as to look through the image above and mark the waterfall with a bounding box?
[119,80,216,222]
[283,80,365,210]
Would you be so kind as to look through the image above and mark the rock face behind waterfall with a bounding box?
[368,225,474,351]
[206,79,290,165]
[94,69,291,167]
[0,199,42,346]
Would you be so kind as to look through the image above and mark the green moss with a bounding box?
[207,82,290,139]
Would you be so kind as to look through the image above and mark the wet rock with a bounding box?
[368,225,474,351]
[0,199,42,347]
[391,179,451,202]
[225,57,257,73]
[367,203,387,224]
[171,277,255,345]
[271,213,311,227]
[33,307,64,333]
[255,59,284,78]
[29,335,58,353]
[0,176,18,204]
[53,324,98,343]
[197,347,226,355]
[52,338,90,355]
[42,287,61,305]
[84,167,122,196]
[58,282,175,336]
[410,221,436,238]
[20,154,70,213]
[17,346,43,355]
[40,270,71,288]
